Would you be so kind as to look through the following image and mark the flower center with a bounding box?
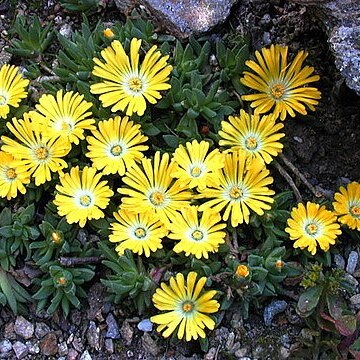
[245,136,258,150]
[134,227,147,238]
[229,186,243,200]
[35,147,48,160]
[149,191,165,206]
[129,77,143,92]
[6,168,16,180]
[111,144,123,156]
[191,229,204,241]
[350,205,360,218]
[271,84,285,99]
[190,166,202,178]
[0,94,6,105]
[305,223,318,236]
[80,194,92,207]
[182,301,194,313]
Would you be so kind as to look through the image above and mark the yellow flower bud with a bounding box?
[276,259,283,269]
[103,28,114,39]
[57,277,67,286]
[236,264,249,278]
[51,231,62,244]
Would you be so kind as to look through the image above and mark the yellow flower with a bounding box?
[0,151,30,200]
[198,150,275,227]
[90,38,172,116]
[86,116,148,176]
[103,28,114,38]
[150,272,220,341]
[285,202,341,255]
[235,264,249,278]
[275,260,284,269]
[1,114,70,186]
[240,44,321,121]
[109,209,168,257]
[0,64,29,119]
[218,110,285,164]
[31,90,95,145]
[333,182,360,231]
[171,140,225,191]
[54,166,114,228]
[119,151,192,225]
[167,206,226,259]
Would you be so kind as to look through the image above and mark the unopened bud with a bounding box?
[235,264,249,278]
[103,28,114,39]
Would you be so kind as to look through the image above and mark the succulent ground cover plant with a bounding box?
[0,2,359,358]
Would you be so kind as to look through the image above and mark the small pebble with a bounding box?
[346,251,359,274]
[105,338,114,354]
[80,350,92,360]
[40,333,58,356]
[0,339,12,355]
[15,316,34,340]
[350,294,360,305]
[263,300,287,326]
[67,348,78,360]
[58,341,68,356]
[141,333,159,357]
[234,348,249,358]
[137,319,153,332]
[334,254,345,269]
[35,322,51,339]
[106,313,120,339]
[345,273,359,287]
[293,136,303,143]
[120,321,134,345]
[25,340,40,354]
[86,321,100,350]
[12,341,28,359]
[204,347,217,360]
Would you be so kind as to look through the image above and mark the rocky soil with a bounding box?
[0,0,359,359]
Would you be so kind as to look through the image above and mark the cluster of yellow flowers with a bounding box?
[1,38,359,342]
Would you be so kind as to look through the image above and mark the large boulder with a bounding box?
[139,0,239,38]
[293,0,360,95]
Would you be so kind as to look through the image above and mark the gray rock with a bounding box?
[86,321,101,350]
[67,348,79,360]
[120,320,134,345]
[104,338,114,353]
[58,341,68,356]
[25,340,40,354]
[346,251,359,274]
[12,341,28,360]
[35,322,51,339]
[350,294,360,305]
[234,348,249,358]
[141,333,159,357]
[80,350,92,360]
[113,0,133,13]
[345,273,359,287]
[263,299,287,326]
[14,316,34,340]
[142,0,239,38]
[334,254,346,269]
[308,0,360,95]
[0,339,12,355]
[137,318,153,332]
[106,313,120,339]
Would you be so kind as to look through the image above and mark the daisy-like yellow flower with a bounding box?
[218,110,285,164]
[285,202,341,255]
[198,150,275,227]
[86,116,148,176]
[167,206,226,259]
[0,64,29,119]
[109,209,168,257]
[240,44,321,121]
[90,38,172,116]
[150,271,220,341]
[30,90,95,145]
[53,166,114,228]
[119,151,192,225]
[0,151,30,200]
[1,114,70,186]
[171,140,225,191]
[333,182,360,231]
